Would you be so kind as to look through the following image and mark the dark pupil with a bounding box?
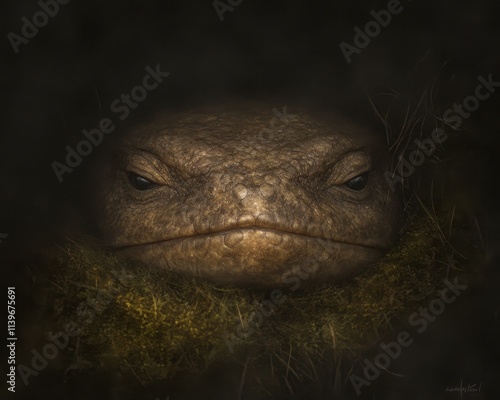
[345,173,369,190]
[128,173,157,190]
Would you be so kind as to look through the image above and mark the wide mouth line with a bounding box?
[110,226,387,251]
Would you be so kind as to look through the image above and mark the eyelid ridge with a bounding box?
[327,151,372,186]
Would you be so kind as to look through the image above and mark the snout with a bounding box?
[116,226,385,287]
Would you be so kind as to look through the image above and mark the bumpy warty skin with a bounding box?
[89,103,401,286]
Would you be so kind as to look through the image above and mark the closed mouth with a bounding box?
[111,226,387,251]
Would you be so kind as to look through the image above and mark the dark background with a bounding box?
[1,0,499,399]
[1,0,499,243]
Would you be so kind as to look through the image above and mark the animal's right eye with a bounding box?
[344,172,370,191]
[128,172,158,191]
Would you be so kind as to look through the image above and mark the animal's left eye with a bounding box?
[128,172,158,191]
[344,172,369,191]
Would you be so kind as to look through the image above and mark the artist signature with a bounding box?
[445,379,482,396]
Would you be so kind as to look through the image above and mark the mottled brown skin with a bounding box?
[89,103,401,287]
